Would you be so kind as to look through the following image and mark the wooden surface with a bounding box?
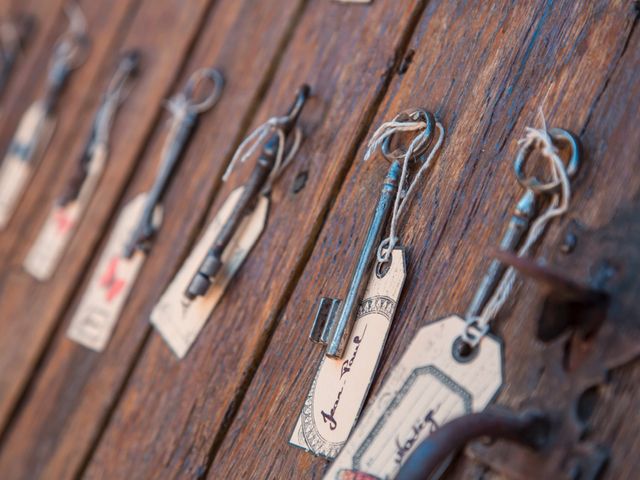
[0,0,638,479]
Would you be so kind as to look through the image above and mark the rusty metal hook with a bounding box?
[396,408,551,480]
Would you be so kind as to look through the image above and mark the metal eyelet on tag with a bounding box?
[66,67,223,351]
[151,86,310,358]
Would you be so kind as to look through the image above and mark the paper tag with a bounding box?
[67,193,148,351]
[324,315,503,479]
[0,102,53,229]
[290,248,406,459]
[151,187,269,358]
[24,145,108,280]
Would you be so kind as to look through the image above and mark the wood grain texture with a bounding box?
[0,0,309,478]
[0,0,637,478]
[81,0,425,478]
[0,0,144,429]
[0,0,218,474]
[208,1,640,479]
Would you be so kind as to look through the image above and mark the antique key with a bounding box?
[325,120,582,480]
[183,84,310,300]
[23,50,140,281]
[0,15,35,96]
[310,110,436,359]
[0,4,88,229]
[123,68,224,258]
[67,67,223,352]
[462,128,580,348]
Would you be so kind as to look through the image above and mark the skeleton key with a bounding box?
[123,69,224,258]
[183,84,310,300]
[67,67,223,351]
[0,5,88,229]
[0,15,35,97]
[310,111,436,359]
[325,124,581,480]
[23,51,140,281]
[463,128,580,343]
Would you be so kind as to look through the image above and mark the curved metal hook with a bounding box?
[514,128,580,195]
[182,67,224,113]
[381,108,435,162]
[396,408,551,480]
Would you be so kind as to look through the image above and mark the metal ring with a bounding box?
[514,128,580,194]
[381,108,435,162]
[183,67,224,113]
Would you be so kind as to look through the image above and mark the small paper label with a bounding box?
[324,315,503,479]
[290,248,406,459]
[67,193,148,351]
[0,102,51,229]
[151,187,269,358]
[24,145,108,280]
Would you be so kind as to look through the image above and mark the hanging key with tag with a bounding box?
[24,50,140,281]
[0,14,36,97]
[0,4,89,229]
[151,85,310,359]
[66,67,223,352]
[290,109,445,458]
[325,116,582,480]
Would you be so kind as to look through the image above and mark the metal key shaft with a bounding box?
[310,160,401,358]
[184,85,310,300]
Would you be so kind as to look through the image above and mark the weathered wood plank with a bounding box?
[0,0,215,458]
[79,0,426,478]
[0,0,310,478]
[0,0,147,428]
[207,1,639,479]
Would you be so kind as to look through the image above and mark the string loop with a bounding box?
[364,109,445,264]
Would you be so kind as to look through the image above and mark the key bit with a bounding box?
[183,85,310,301]
[310,160,402,359]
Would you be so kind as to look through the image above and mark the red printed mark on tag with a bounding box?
[100,256,126,302]
[54,208,75,234]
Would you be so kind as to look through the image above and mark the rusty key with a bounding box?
[183,84,310,300]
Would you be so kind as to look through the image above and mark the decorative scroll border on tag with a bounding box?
[290,248,406,459]
[324,315,503,479]
[151,187,269,358]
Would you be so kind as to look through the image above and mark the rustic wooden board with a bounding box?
[0,0,218,466]
[78,0,426,478]
[0,0,310,478]
[0,0,146,428]
[206,1,640,479]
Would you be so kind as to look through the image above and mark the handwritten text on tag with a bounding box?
[67,194,149,351]
[290,248,406,459]
[324,315,503,479]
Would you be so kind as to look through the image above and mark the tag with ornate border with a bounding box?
[290,248,406,459]
[324,315,503,479]
[67,193,149,351]
[24,144,108,280]
[151,187,269,358]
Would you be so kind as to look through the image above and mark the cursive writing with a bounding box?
[341,324,367,379]
[321,387,342,430]
[394,407,440,465]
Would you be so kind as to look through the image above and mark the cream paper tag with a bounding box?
[290,248,406,459]
[67,193,149,351]
[324,315,503,480]
[24,145,108,280]
[151,187,269,358]
[0,102,53,229]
